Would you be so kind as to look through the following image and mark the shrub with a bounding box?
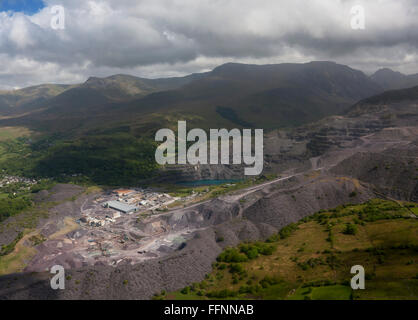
[238,284,261,295]
[180,286,190,294]
[218,263,227,270]
[229,263,244,274]
[343,223,357,235]
[217,248,248,263]
[279,223,299,239]
[259,276,280,288]
[240,244,259,259]
[207,289,237,298]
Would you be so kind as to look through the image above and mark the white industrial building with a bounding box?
[104,201,138,214]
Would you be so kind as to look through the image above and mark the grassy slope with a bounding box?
[0,62,382,138]
[0,127,32,142]
[0,128,159,186]
[163,199,418,300]
[0,230,37,276]
[0,189,86,276]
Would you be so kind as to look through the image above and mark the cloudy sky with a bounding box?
[0,0,417,89]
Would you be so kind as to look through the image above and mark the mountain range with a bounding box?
[1,61,418,185]
[2,61,416,137]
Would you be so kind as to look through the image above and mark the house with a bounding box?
[112,189,136,197]
[113,211,121,219]
[86,217,105,227]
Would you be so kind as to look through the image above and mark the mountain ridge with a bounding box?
[1,61,417,138]
[371,67,418,90]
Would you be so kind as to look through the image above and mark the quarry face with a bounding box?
[24,188,207,272]
[0,98,417,300]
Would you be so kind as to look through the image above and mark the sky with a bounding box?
[0,0,418,89]
[0,0,45,15]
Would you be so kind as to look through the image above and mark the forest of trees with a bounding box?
[33,134,159,185]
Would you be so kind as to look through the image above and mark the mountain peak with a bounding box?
[372,68,405,77]
[370,68,410,90]
[85,76,102,84]
[306,60,337,66]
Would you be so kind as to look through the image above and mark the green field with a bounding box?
[0,127,32,142]
[289,285,352,300]
[161,199,418,300]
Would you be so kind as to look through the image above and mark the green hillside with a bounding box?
[0,132,159,186]
[348,85,418,116]
[161,199,418,300]
[0,84,71,116]
[0,62,407,187]
[0,61,382,137]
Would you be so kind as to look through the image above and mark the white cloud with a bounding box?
[8,15,34,49]
[0,0,417,88]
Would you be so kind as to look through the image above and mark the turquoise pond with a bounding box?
[176,179,242,187]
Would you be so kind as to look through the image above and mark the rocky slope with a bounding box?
[157,86,418,183]
[0,170,376,299]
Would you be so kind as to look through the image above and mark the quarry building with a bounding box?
[104,200,138,214]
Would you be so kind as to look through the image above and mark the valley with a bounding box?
[0,62,416,300]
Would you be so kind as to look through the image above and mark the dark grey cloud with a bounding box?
[0,0,417,89]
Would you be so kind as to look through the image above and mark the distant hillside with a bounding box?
[0,84,71,116]
[357,85,418,105]
[331,146,418,201]
[370,68,418,90]
[81,73,208,101]
[0,64,417,186]
[0,61,384,136]
[0,73,206,119]
[163,61,382,129]
[347,85,418,116]
[6,63,418,136]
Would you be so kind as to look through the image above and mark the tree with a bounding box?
[343,223,357,235]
